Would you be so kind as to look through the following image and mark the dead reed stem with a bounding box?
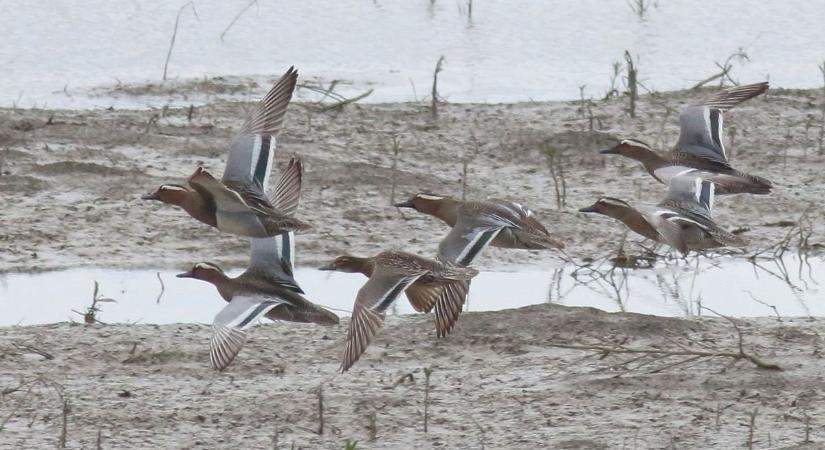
[220,0,257,41]
[423,367,433,433]
[155,272,165,304]
[431,56,446,119]
[624,51,638,117]
[818,61,825,155]
[162,2,199,81]
[316,384,324,435]
[389,135,401,206]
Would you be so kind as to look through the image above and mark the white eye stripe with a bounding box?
[416,194,444,201]
[161,185,187,192]
[195,263,221,271]
[620,139,652,150]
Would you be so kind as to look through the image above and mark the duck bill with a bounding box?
[578,205,599,213]
[141,191,161,201]
[599,146,619,154]
[318,263,336,271]
[393,199,415,208]
[176,271,195,278]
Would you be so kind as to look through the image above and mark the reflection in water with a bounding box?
[0,254,821,326]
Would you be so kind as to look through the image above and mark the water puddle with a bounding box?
[1,255,821,326]
[3,1,825,109]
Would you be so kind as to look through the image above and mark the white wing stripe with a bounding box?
[250,134,262,180]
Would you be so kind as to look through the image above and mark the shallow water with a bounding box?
[2,1,824,109]
[1,255,821,326]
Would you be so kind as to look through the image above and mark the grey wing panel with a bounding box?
[210,294,282,370]
[249,236,300,292]
[213,294,284,329]
[437,216,503,267]
[662,175,714,218]
[223,133,276,190]
[223,67,298,188]
[356,267,424,315]
[676,106,727,164]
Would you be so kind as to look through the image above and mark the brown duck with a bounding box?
[178,239,339,371]
[579,175,747,254]
[394,193,564,266]
[600,82,772,195]
[142,66,310,236]
[319,251,478,372]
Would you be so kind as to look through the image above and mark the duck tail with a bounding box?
[311,304,340,326]
[286,217,313,234]
[716,171,772,195]
[525,233,566,250]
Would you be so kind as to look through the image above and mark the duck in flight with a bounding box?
[579,176,747,255]
[142,66,310,236]
[177,159,337,371]
[320,251,477,372]
[600,82,772,195]
[394,193,565,266]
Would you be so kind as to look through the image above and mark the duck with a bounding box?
[394,193,564,266]
[177,238,339,371]
[600,82,772,195]
[579,175,747,255]
[319,251,478,372]
[142,66,311,237]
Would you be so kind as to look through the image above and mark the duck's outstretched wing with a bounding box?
[658,175,715,222]
[210,294,283,371]
[268,157,303,216]
[437,214,504,267]
[675,82,768,166]
[433,279,471,338]
[341,266,424,372]
[249,237,302,293]
[223,67,298,190]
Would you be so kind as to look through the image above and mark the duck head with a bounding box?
[600,139,657,161]
[141,184,192,205]
[318,255,371,274]
[177,262,228,285]
[579,197,633,220]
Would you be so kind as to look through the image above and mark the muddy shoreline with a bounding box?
[2,304,823,449]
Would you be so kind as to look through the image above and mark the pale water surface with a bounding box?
[2,0,824,109]
[1,255,821,326]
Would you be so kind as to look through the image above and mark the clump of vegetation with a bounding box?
[72,281,116,325]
